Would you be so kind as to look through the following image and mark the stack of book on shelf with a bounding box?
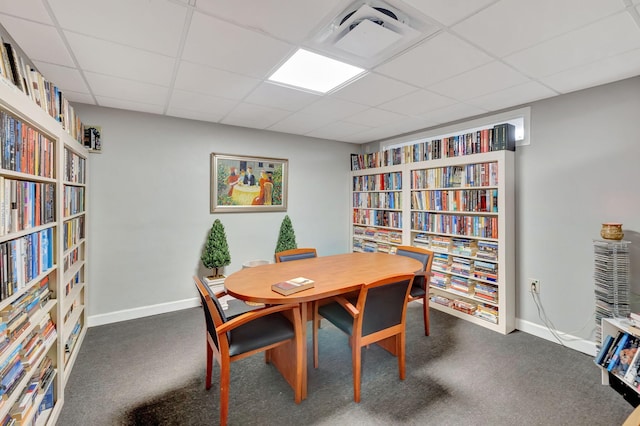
[476,241,499,261]
[474,282,498,303]
[475,304,499,324]
[473,260,498,282]
[449,276,472,295]
[430,294,452,307]
[450,257,472,277]
[432,253,450,271]
[429,271,449,289]
[451,238,477,257]
[452,299,477,315]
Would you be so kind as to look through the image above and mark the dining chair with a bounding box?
[274,247,318,263]
[395,246,434,336]
[193,276,303,426]
[312,273,415,402]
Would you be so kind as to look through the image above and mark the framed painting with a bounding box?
[211,153,288,213]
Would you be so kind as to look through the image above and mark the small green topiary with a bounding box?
[201,219,231,278]
[275,215,297,253]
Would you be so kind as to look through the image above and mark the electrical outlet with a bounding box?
[529,278,540,294]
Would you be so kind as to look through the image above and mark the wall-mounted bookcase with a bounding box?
[0,62,89,425]
[350,126,515,334]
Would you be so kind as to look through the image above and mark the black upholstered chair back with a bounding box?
[396,246,433,290]
[275,248,318,263]
[195,279,228,350]
[360,278,412,336]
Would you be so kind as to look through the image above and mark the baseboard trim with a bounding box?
[87,297,200,327]
[516,318,596,356]
[87,300,596,357]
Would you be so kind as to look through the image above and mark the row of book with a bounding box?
[64,320,82,364]
[65,270,82,298]
[353,226,402,243]
[0,178,55,237]
[0,229,54,302]
[63,186,85,217]
[596,328,640,389]
[64,147,87,184]
[352,172,402,191]
[411,162,499,189]
[411,212,498,239]
[411,188,498,213]
[0,276,51,351]
[0,36,85,144]
[350,123,515,170]
[353,210,402,229]
[353,191,401,210]
[0,111,55,178]
[63,216,85,252]
[413,234,498,260]
[429,272,499,303]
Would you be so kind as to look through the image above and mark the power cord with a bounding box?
[531,289,596,346]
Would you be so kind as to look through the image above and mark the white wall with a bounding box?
[75,105,358,325]
[367,76,640,353]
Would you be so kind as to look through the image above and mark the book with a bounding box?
[608,333,640,375]
[271,277,315,296]
[595,334,615,366]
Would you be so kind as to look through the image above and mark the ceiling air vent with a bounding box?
[331,4,419,59]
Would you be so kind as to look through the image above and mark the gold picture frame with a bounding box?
[211,153,288,213]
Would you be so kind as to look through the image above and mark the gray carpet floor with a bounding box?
[57,304,634,425]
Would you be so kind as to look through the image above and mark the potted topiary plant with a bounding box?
[201,219,231,289]
[275,215,297,254]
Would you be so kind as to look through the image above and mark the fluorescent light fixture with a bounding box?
[268,48,365,94]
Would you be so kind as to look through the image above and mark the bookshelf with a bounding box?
[0,64,88,424]
[351,166,404,254]
[350,126,515,334]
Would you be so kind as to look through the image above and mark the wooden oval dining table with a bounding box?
[224,251,422,400]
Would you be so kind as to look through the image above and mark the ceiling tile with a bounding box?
[428,61,531,101]
[64,90,95,105]
[243,82,319,112]
[221,103,291,129]
[452,0,625,57]
[195,0,344,43]
[95,96,164,115]
[305,121,372,141]
[0,16,74,66]
[331,72,418,106]
[33,61,88,93]
[48,0,187,56]
[375,32,492,87]
[344,107,408,127]
[85,72,169,105]
[400,0,497,26]
[540,48,640,94]
[65,32,175,86]
[167,107,227,124]
[378,89,456,116]
[422,102,487,124]
[182,10,293,79]
[168,89,237,121]
[465,81,558,111]
[505,12,640,78]
[267,111,333,135]
[174,61,260,100]
[298,97,369,122]
[0,0,52,24]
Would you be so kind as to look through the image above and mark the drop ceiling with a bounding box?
[1,0,639,144]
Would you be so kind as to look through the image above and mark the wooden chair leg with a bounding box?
[423,296,430,336]
[398,331,406,381]
[353,344,362,403]
[220,362,230,426]
[313,302,319,368]
[206,341,213,390]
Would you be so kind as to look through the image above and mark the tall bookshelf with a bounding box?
[0,73,88,423]
[350,129,515,334]
[351,166,404,254]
